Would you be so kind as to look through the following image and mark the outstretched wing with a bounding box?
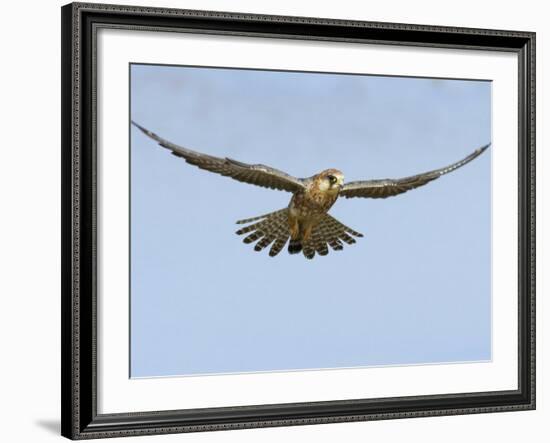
[132,121,306,193]
[340,144,490,199]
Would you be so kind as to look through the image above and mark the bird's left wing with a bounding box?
[339,144,490,199]
[132,121,306,193]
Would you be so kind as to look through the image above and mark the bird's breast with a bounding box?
[290,187,339,218]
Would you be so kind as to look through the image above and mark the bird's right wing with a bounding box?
[340,144,490,199]
[132,121,306,193]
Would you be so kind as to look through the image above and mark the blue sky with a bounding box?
[130,64,491,377]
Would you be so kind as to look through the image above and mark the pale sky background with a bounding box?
[130,63,491,378]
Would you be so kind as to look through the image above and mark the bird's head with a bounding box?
[317,169,345,193]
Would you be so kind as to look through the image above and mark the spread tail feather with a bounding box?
[235,210,363,259]
[301,214,363,259]
[235,209,290,257]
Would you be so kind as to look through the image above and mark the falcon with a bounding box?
[132,121,490,259]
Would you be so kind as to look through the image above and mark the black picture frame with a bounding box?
[61,2,536,439]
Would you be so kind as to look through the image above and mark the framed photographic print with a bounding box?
[61,2,536,439]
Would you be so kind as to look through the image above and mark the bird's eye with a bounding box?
[328,175,337,184]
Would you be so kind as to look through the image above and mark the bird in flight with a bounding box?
[132,121,490,259]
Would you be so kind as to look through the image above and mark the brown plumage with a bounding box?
[133,121,490,259]
[235,209,290,257]
[286,168,346,255]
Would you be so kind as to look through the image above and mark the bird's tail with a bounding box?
[286,214,364,258]
[301,214,364,259]
[235,209,290,257]
[236,210,363,259]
